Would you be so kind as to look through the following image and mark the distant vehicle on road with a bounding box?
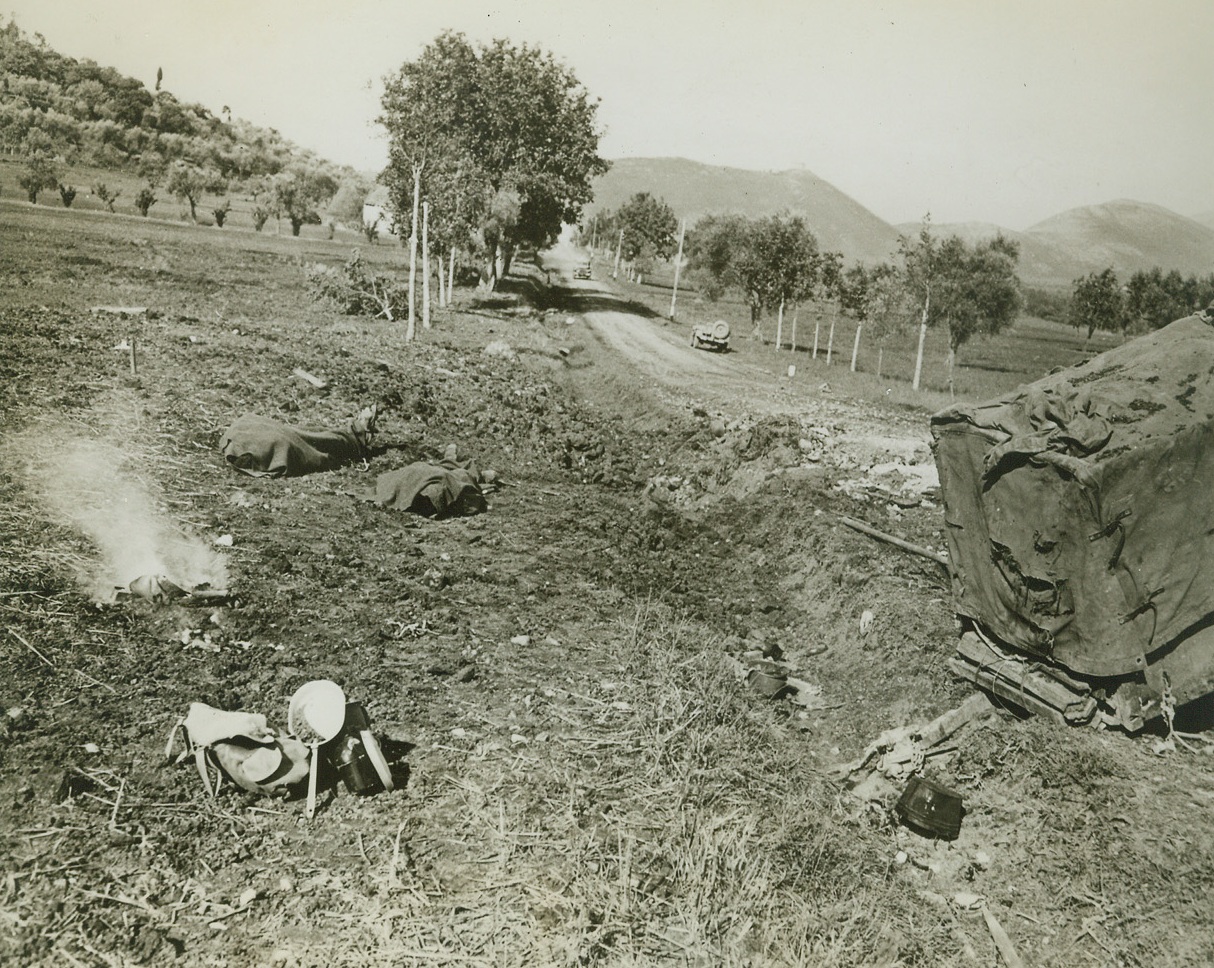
[573,264,592,280]
[691,320,731,352]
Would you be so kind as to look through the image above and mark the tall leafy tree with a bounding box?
[686,213,750,301]
[898,219,940,391]
[1070,268,1125,341]
[935,234,1023,394]
[899,219,1023,392]
[379,31,608,291]
[748,214,819,346]
[613,192,678,273]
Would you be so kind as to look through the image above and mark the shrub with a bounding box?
[58,184,77,208]
[252,205,272,232]
[212,199,231,227]
[307,250,404,319]
[135,187,157,217]
[93,182,120,213]
[18,156,58,204]
[362,219,380,244]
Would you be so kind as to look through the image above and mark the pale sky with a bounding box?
[7,0,1212,229]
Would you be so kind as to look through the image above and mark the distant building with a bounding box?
[361,186,399,238]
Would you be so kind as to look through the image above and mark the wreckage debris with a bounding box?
[747,665,790,698]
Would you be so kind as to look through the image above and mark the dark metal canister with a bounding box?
[895,775,964,840]
[335,702,384,795]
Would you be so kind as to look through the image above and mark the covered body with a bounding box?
[931,313,1214,719]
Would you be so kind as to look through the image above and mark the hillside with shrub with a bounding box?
[0,19,369,234]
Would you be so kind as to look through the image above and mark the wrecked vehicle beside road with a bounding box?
[933,309,1214,731]
[691,319,731,352]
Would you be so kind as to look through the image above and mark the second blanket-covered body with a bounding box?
[370,458,487,518]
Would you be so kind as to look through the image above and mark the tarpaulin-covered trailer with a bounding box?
[931,310,1214,730]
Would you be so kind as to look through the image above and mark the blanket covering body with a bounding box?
[370,459,486,518]
[931,313,1214,702]
[220,413,367,477]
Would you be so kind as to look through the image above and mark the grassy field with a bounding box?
[1,203,1212,968]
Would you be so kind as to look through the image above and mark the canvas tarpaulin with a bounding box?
[931,312,1214,698]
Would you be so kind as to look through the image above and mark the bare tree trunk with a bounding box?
[813,318,820,359]
[851,321,863,372]
[612,229,623,279]
[448,249,455,303]
[826,310,836,365]
[878,347,884,379]
[947,344,956,398]
[406,163,420,341]
[776,298,785,350]
[435,252,445,307]
[912,290,931,391]
[422,200,431,329]
[791,308,798,353]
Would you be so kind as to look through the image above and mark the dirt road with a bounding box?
[543,235,934,471]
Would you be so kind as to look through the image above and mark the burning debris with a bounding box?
[117,574,231,605]
[3,420,229,601]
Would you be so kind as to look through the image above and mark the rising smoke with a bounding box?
[5,423,228,600]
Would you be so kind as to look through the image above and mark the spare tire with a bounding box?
[712,320,731,340]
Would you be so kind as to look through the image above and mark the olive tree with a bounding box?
[18,152,58,203]
[899,219,1022,393]
[1070,268,1124,341]
[612,192,678,276]
[165,161,225,222]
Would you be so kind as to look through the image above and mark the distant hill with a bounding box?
[899,201,1214,288]
[588,157,904,265]
[1192,210,1214,232]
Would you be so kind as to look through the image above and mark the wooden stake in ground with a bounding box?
[612,228,623,279]
[851,321,863,372]
[669,219,685,319]
[826,310,836,365]
[448,249,455,305]
[129,334,137,376]
[406,162,422,341]
[912,288,930,391]
[813,318,820,359]
[422,200,431,330]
